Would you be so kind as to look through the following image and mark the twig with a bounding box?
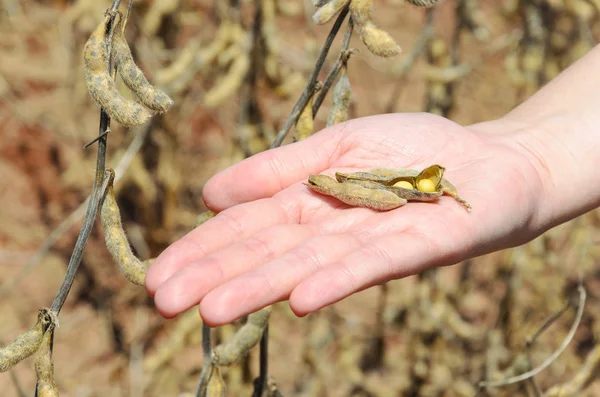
[252,325,270,397]
[479,285,586,388]
[270,4,350,148]
[196,323,213,397]
[50,142,111,314]
[311,19,354,116]
[525,302,570,348]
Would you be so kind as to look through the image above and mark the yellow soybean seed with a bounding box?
[34,327,59,397]
[416,165,444,193]
[0,308,55,372]
[312,0,350,25]
[100,169,147,286]
[112,16,174,113]
[417,178,436,193]
[393,181,414,190]
[213,307,272,366]
[83,14,154,127]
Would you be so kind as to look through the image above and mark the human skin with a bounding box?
[146,44,600,327]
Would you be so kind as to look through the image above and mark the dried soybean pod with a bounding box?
[0,308,54,372]
[100,168,147,286]
[141,0,180,36]
[306,174,407,210]
[204,53,250,108]
[345,178,442,202]
[313,0,333,6]
[405,0,439,6]
[349,0,373,26]
[349,0,401,57]
[112,16,174,113]
[335,170,413,184]
[295,83,321,141]
[195,210,217,227]
[206,366,227,397]
[504,47,525,87]
[34,326,59,397]
[213,307,272,366]
[566,0,595,22]
[457,0,490,41]
[262,0,281,82]
[313,0,350,24]
[440,178,471,211]
[360,21,401,58]
[326,65,352,127]
[83,14,154,127]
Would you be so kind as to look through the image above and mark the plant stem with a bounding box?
[312,19,354,116]
[196,323,213,397]
[51,0,122,314]
[270,4,349,148]
[252,325,269,397]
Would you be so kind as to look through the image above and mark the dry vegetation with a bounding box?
[1,0,600,396]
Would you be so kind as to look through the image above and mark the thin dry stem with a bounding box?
[312,19,354,116]
[196,323,213,397]
[252,325,269,397]
[480,285,586,388]
[270,3,350,148]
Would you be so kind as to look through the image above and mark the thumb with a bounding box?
[202,126,348,212]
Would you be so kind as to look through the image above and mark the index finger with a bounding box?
[202,125,348,212]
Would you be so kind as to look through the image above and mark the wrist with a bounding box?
[509,112,600,231]
[471,44,600,239]
[467,99,597,245]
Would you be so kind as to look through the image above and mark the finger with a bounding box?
[202,125,347,211]
[289,231,453,316]
[152,224,316,318]
[145,197,293,294]
[198,233,363,326]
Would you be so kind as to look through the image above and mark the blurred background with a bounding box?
[1,0,600,396]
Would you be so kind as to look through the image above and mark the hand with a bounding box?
[145,113,544,326]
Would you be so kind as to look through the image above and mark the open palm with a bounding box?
[146,113,544,326]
